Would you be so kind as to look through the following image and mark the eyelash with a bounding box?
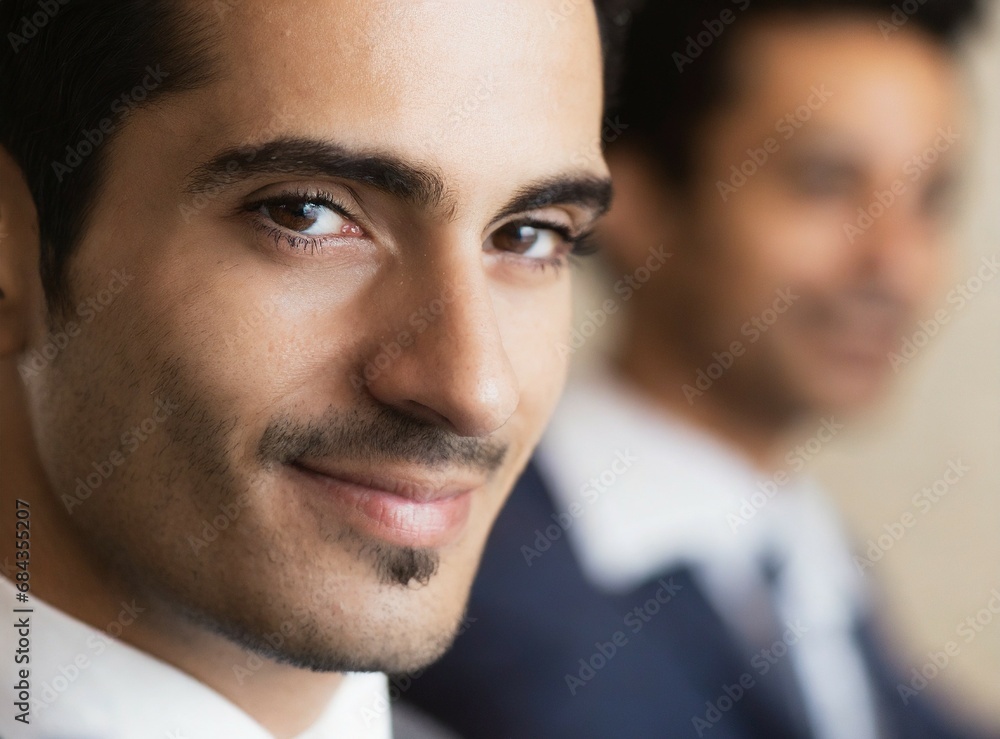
[243,188,600,270]
[244,188,360,255]
[507,220,599,274]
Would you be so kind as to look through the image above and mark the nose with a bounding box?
[855,199,941,305]
[362,252,520,439]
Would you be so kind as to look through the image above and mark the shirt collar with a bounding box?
[1,577,391,739]
[536,367,861,610]
[537,367,768,592]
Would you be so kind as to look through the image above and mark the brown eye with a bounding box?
[784,159,861,198]
[265,202,322,231]
[492,223,568,259]
[259,198,360,237]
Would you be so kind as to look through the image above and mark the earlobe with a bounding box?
[0,149,43,358]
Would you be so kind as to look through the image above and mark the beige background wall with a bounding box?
[811,1,1000,727]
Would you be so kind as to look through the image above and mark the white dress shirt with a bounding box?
[0,577,392,739]
[536,367,881,739]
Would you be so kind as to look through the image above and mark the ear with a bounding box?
[0,146,44,358]
[598,143,681,275]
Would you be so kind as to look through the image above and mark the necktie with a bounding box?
[764,517,883,739]
[739,545,816,738]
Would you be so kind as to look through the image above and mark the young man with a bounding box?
[0,1,612,736]
[407,1,991,737]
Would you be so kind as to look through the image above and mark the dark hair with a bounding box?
[0,0,218,311]
[604,0,980,186]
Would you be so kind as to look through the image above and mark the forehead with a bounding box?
[725,18,962,150]
[165,0,606,195]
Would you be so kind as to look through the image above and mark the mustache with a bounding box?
[807,284,909,325]
[256,405,509,473]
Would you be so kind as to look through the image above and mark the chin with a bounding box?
[811,379,888,417]
[270,626,460,676]
[176,571,468,676]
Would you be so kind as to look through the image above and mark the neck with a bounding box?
[611,319,809,474]
[0,360,342,739]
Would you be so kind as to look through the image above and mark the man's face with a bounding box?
[23,0,607,672]
[611,17,964,419]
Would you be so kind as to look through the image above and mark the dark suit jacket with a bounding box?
[393,702,461,739]
[404,461,987,739]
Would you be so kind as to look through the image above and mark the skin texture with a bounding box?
[0,0,608,734]
[601,17,966,465]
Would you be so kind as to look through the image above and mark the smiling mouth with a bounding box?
[820,318,905,361]
[286,460,479,549]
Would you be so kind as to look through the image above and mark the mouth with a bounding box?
[814,301,908,361]
[286,459,478,548]
[824,323,900,360]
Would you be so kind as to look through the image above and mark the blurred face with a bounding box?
[609,17,964,418]
[19,0,608,672]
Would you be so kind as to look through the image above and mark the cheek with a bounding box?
[494,282,572,428]
[146,242,379,412]
[900,242,949,309]
[714,200,858,305]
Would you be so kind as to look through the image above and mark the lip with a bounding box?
[287,460,478,548]
[816,311,904,359]
[823,325,901,362]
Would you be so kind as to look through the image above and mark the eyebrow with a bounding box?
[495,176,614,226]
[184,138,451,211]
[183,137,612,223]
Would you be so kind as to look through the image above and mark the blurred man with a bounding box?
[406,1,988,737]
[0,0,611,736]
